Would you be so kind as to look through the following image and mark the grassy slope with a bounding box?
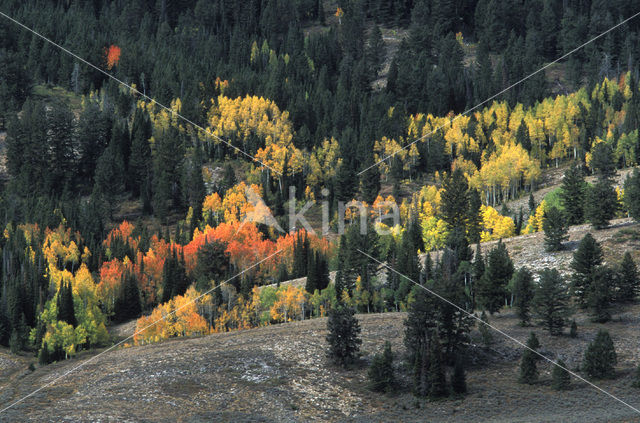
[3,307,640,422]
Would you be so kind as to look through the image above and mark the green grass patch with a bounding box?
[543,187,564,210]
[32,84,83,111]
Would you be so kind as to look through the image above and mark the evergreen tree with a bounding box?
[326,305,362,368]
[512,267,534,326]
[93,140,126,219]
[528,193,536,215]
[559,163,587,225]
[519,349,538,384]
[543,206,568,251]
[56,281,76,327]
[583,330,617,380]
[161,249,189,303]
[616,252,639,303]
[440,169,470,232]
[477,241,513,314]
[467,189,483,244]
[624,169,640,221]
[571,233,604,305]
[115,272,142,322]
[38,343,50,365]
[46,102,77,195]
[194,240,230,292]
[305,251,318,294]
[479,310,493,345]
[586,266,613,323]
[570,320,578,338]
[533,268,569,335]
[427,336,448,398]
[589,142,617,179]
[585,178,618,229]
[451,354,467,395]
[526,331,540,351]
[367,340,395,392]
[552,359,571,390]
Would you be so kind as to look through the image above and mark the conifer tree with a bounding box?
[467,189,483,244]
[427,336,448,398]
[583,330,617,380]
[586,266,613,323]
[616,252,639,303]
[305,251,318,294]
[451,354,467,395]
[368,341,394,392]
[477,241,513,314]
[560,163,587,225]
[543,206,568,251]
[526,331,540,351]
[528,193,536,215]
[552,359,571,390]
[512,267,534,326]
[479,310,493,345]
[585,178,618,229]
[38,343,50,365]
[194,240,230,292]
[570,320,578,338]
[326,305,362,368]
[624,169,640,221]
[56,281,76,327]
[533,268,569,335]
[519,348,538,384]
[571,233,604,306]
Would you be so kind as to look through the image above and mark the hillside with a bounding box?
[3,308,640,422]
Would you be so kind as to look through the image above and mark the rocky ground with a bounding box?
[3,306,640,422]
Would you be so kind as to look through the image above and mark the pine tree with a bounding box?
[512,267,534,326]
[38,343,50,365]
[589,142,617,179]
[427,336,448,398]
[519,349,538,384]
[451,354,467,395]
[543,206,568,252]
[367,341,394,392]
[586,266,613,323]
[93,140,125,219]
[467,189,483,244]
[570,320,578,338]
[479,310,493,345]
[560,163,587,225]
[616,252,639,303]
[56,281,76,327]
[583,330,617,380]
[194,240,230,292]
[477,241,513,314]
[571,234,604,306]
[533,268,569,335]
[326,305,362,368]
[525,333,539,353]
[624,169,640,221]
[440,169,469,232]
[552,359,571,390]
[305,251,318,293]
[115,272,142,322]
[528,193,536,215]
[585,178,618,229]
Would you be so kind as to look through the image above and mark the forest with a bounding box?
[1,0,640,407]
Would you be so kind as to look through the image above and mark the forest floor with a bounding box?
[3,306,640,422]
